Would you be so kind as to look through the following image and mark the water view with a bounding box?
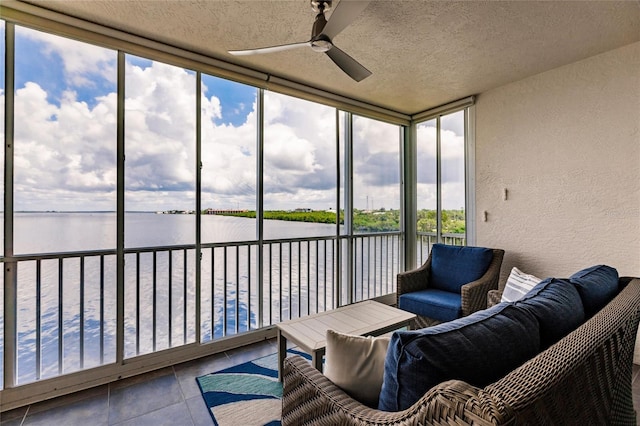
[2,212,401,385]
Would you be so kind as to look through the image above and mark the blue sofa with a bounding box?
[282,266,640,425]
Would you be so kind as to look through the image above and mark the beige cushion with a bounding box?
[324,329,391,407]
[501,267,542,302]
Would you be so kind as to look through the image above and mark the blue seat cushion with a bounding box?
[429,244,494,293]
[378,302,540,412]
[569,265,619,317]
[398,289,462,322]
[515,278,585,349]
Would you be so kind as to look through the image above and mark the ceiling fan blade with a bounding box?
[322,0,371,40]
[325,45,371,82]
[229,41,311,56]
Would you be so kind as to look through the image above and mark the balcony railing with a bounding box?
[1,231,424,391]
[0,230,465,407]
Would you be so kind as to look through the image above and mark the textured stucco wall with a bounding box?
[475,42,640,361]
[476,41,639,278]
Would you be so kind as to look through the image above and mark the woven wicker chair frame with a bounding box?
[282,277,640,425]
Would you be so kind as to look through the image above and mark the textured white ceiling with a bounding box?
[15,0,640,115]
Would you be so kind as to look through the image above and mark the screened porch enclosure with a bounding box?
[0,15,471,410]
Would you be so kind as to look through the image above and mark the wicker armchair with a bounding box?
[487,286,503,308]
[397,246,504,328]
[487,266,512,308]
[281,277,640,425]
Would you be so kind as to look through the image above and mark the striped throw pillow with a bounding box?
[501,267,542,303]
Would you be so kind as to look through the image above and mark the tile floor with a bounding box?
[1,341,639,425]
[0,339,278,426]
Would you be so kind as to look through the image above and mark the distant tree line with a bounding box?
[207,208,465,234]
[417,209,466,234]
[219,210,339,224]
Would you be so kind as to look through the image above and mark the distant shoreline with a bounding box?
[4,209,466,234]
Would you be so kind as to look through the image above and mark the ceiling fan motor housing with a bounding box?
[311,0,332,13]
[311,10,332,52]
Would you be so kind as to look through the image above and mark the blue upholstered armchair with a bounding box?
[397,244,504,328]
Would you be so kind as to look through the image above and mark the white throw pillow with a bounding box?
[501,267,542,302]
[324,329,391,407]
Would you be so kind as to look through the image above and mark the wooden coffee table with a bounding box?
[276,300,415,381]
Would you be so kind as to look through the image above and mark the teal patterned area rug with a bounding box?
[196,350,308,426]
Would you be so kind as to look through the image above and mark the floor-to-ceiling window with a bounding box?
[12,26,117,384]
[440,111,466,238]
[263,92,338,321]
[351,115,402,302]
[415,107,469,265]
[200,74,259,340]
[124,55,197,358]
[416,118,438,262]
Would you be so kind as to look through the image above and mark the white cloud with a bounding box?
[351,116,402,210]
[202,90,222,122]
[202,90,341,211]
[6,29,464,213]
[13,82,117,210]
[201,94,257,209]
[415,118,466,210]
[19,26,116,87]
[261,93,339,209]
[265,123,316,172]
[124,60,197,210]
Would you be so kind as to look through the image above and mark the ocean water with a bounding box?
[2,212,373,384]
[7,211,338,254]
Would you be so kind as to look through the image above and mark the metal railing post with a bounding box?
[256,89,264,328]
[403,124,416,271]
[3,22,16,390]
[195,72,202,344]
[334,110,342,309]
[344,112,354,306]
[115,50,125,365]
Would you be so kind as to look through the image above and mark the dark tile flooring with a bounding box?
[1,340,639,425]
[0,339,278,426]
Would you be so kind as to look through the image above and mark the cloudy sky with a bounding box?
[1,22,465,213]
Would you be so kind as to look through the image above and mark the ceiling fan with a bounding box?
[228,0,372,82]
